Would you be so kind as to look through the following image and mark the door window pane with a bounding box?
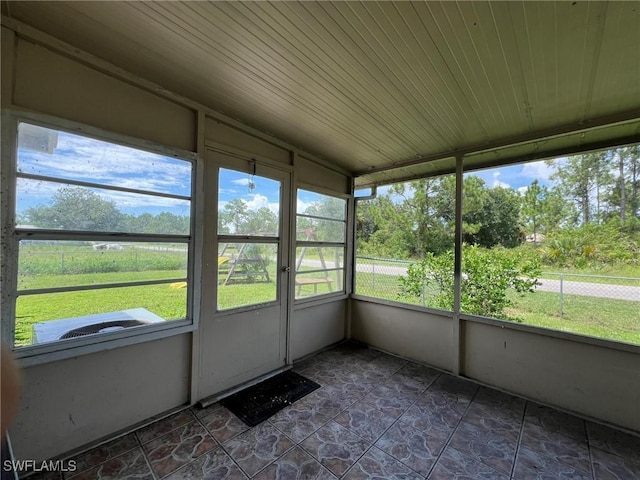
[218,168,280,237]
[217,242,278,310]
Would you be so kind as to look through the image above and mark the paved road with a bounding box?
[535,278,639,302]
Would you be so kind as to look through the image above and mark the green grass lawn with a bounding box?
[16,284,187,346]
[15,263,338,345]
[506,290,640,345]
[14,249,639,348]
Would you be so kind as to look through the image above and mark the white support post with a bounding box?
[452,156,464,376]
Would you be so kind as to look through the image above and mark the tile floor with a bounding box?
[25,342,640,479]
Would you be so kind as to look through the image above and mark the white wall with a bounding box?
[292,300,347,361]
[462,320,640,432]
[11,335,191,461]
[13,37,196,151]
[351,300,453,372]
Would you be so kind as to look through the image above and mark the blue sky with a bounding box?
[17,124,192,217]
[17,125,330,221]
[17,123,565,220]
[374,159,560,198]
[468,160,557,193]
[219,168,332,216]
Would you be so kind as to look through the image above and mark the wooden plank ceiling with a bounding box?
[3,1,639,185]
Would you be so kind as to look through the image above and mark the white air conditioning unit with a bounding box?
[18,123,59,154]
[33,308,165,344]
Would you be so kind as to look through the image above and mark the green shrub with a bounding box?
[541,221,639,268]
[399,246,541,319]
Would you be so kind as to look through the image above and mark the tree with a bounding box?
[356,174,525,259]
[521,180,577,239]
[243,207,278,236]
[540,186,579,232]
[304,196,346,241]
[463,181,523,249]
[219,198,249,234]
[24,187,124,231]
[390,177,457,257]
[547,151,614,225]
[144,212,190,235]
[606,146,640,229]
[521,180,544,244]
[356,194,414,259]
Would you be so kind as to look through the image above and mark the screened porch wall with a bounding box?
[2,24,351,462]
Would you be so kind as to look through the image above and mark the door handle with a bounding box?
[281,266,290,272]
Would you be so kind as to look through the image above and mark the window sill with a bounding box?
[349,294,455,317]
[13,319,195,367]
[294,292,349,309]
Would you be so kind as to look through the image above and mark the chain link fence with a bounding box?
[355,256,640,314]
[537,272,640,316]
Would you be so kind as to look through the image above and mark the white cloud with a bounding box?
[245,193,279,215]
[231,178,251,186]
[517,186,529,195]
[18,131,192,197]
[521,160,555,182]
[17,175,190,213]
[296,199,312,214]
[492,171,511,189]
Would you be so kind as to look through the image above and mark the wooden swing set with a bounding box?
[295,228,333,295]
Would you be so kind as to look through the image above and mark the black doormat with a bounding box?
[221,370,320,427]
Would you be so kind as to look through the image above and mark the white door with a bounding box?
[198,151,291,397]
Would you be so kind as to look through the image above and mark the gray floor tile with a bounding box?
[375,421,446,476]
[591,446,640,480]
[520,421,591,473]
[448,421,517,475]
[428,446,509,480]
[252,447,337,480]
[49,344,640,480]
[65,448,153,480]
[163,447,247,480]
[343,446,423,480]
[222,423,295,477]
[513,445,593,480]
[587,422,640,464]
[333,400,396,443]
[300,421,372,477]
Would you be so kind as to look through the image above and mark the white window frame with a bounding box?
[0,112,200,366]
[294,186,348,302]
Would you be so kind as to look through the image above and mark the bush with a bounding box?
[541,221,640,268]
[399,246,541,319]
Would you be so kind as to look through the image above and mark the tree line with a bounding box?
[357,146,640,262]
[20,187,190,235]
[21,186,344,240]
